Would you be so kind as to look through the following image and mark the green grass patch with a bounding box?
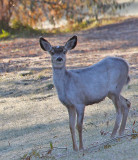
[0,29,10,39]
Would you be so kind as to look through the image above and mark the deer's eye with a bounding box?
[63,50,67,54]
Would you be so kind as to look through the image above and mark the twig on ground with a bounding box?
[85,133,138,152]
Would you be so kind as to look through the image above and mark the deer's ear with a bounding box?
[39,37,52,51]
[65,35,77,50]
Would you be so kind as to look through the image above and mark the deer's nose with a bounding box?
[56,57,63,62]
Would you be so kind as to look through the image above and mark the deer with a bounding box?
[39,35,131,151]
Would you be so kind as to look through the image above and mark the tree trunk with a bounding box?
[0,0,13,32]
[0,19,10,32]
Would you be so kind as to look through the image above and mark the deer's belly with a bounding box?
[81,89,107,106]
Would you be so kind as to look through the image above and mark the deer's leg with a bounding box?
[119,95,130,136]
[110,95,122,138]
[68,107,78,151]
[76,106,85,150]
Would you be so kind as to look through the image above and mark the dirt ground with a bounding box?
[0,17,138,160]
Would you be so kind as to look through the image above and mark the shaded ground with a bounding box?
[0,17,138,160]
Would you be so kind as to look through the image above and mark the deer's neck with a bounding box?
[52,66,72,106]
[52,66,67,95]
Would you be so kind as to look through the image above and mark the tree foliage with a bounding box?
[0,0,127,31]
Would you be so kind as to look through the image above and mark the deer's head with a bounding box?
[39,35,77,68]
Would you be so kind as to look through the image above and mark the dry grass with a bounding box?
[0,17,138,160]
